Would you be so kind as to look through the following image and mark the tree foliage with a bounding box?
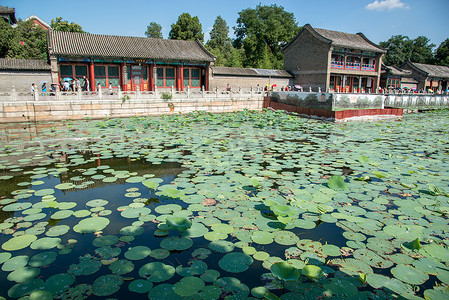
[206,16,243,67]
[233,4,300,69]
[145,22,163,39]
[50,17,85,33]
[169,13,203,42]
[434,38,449,66]
[380,35,435,66]
[0,19,47,59]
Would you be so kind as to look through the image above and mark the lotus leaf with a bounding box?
[128,279,153,293]
[173,276,205,297]
[124,246,151,260]
[7,279,45,298]
[68,254,101,276]
[214,277,249,298]
[30,237,61,250]
[29,251,57,267]
[119,225,144,236]
[147,283,181,300]
[7,266,40,283]
[302,264,324,280]
[270,261,300,281]
[2,234,37,251]
[274,231,299,245]
[160,236,193,251]
[94,246,121,259]
[92,235,119,247]
[139,262,175,282]
[391,264,429,285]
[219,252,253,273]
[166,216,192,231]
[109,259,134,275]
[327,176,347,191]
[92,274,123,296]
[46,225,70,237]
[45,273,75,295]
[2,255,29,271]
[86,199,108,207]
[254,251,270,261]
[252,231,274,245]
[73,217,110,233]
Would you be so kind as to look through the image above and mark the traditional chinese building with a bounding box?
[0,6,16,25]
[400,62,449,92]
[46,30,216,91]
[283,24,386,93]
[380,64,418,90]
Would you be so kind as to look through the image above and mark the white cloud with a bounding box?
[366,0,410,11]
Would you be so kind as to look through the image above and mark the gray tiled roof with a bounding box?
[213,66,293,78]
[382,65,413,76]
[0,58,50,70]
[0,6,15,13]
[47,31,215,62]
[312,26,385,53]
[406,62,449,79]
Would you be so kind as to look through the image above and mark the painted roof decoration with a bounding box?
[212,66,293,78]
[403,61,449,79]
[382,65,413,77]
[0,58,50,70]
[47,31,215,62]
[284,24,386,53]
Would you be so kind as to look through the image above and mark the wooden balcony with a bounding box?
[331,61,376,71]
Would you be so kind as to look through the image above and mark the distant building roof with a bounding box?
[0,58,50,71]
[0,6,17,24]
[25,15,51,30]
[284,24,386,53]
[382,65,413,77]
[213,66,293,78]
[47,31,215,63]
[403,61,449,79]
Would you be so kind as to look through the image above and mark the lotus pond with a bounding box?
[0,109,448,300]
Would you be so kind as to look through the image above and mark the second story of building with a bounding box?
[283,24,386,77]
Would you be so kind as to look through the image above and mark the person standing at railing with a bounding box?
[41,82,47,93]
[31,83,36,93]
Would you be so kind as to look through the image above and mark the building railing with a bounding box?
[0,85,265,103]
[331,61,376,71]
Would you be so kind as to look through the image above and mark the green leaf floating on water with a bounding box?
[270,261,300,281]
[402,237,421,251]
[302,264,324,280]
[166,216,192,232]
[327,176,347,191]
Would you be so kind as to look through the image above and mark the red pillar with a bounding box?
[149,64,154,91]
[180,65,184,91]
[89,61,95,91]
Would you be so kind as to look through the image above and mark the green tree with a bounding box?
[0,19,47,59]
[434,38,449,66]
[233,4,300,69]
[410,36,435,63]
[50,17,85,33]
[145,22,163,38]
[0,18,16,58]
[379,35,413,66]
[380,35,435,66]
[169,13,203,42]
[206,16,243,67]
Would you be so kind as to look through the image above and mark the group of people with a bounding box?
[31,76,90,94]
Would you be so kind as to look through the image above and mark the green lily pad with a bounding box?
[45,225,70,237]
[166,216,192,231]
[139,262,176,282]
[124,246,151,260]
[149,248,170,259]
[2,234,37,251]
[327,175,347,191]
[391,264,429,285]
[92,235,119,247]
[252,231,274,245]
[302,264,324,280]
[73,217,110,233]
[68,254,102,276]
[160,236,193,251]
[2,255,29,271]
[86,199,108,207]
[147,283,181,300]
[128,279,153,293]
[7,279,45,298]
[270,261,300,281]
[173,276,205,297]
[119,225,144,236]
[7,266,40,283]
[92,274,123,296]
[45,273,75,295]
[29,251,57,267]
[30,237,61,250]
[209,240,235,253]
[218,252,253,273]
[109,259,134,275]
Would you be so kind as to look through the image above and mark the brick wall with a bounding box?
[0,71,51,92]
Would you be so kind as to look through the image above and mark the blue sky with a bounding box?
[3,0,448,47]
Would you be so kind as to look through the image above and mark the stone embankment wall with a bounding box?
[0,88,264,123]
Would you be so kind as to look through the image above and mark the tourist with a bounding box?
[63,80,70,92]
[226,83,231,92]
[82,76,89,91]
[109,83,113,94]
[256,84,260,93]
[41,82,47,92]
[30,83,36,93]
